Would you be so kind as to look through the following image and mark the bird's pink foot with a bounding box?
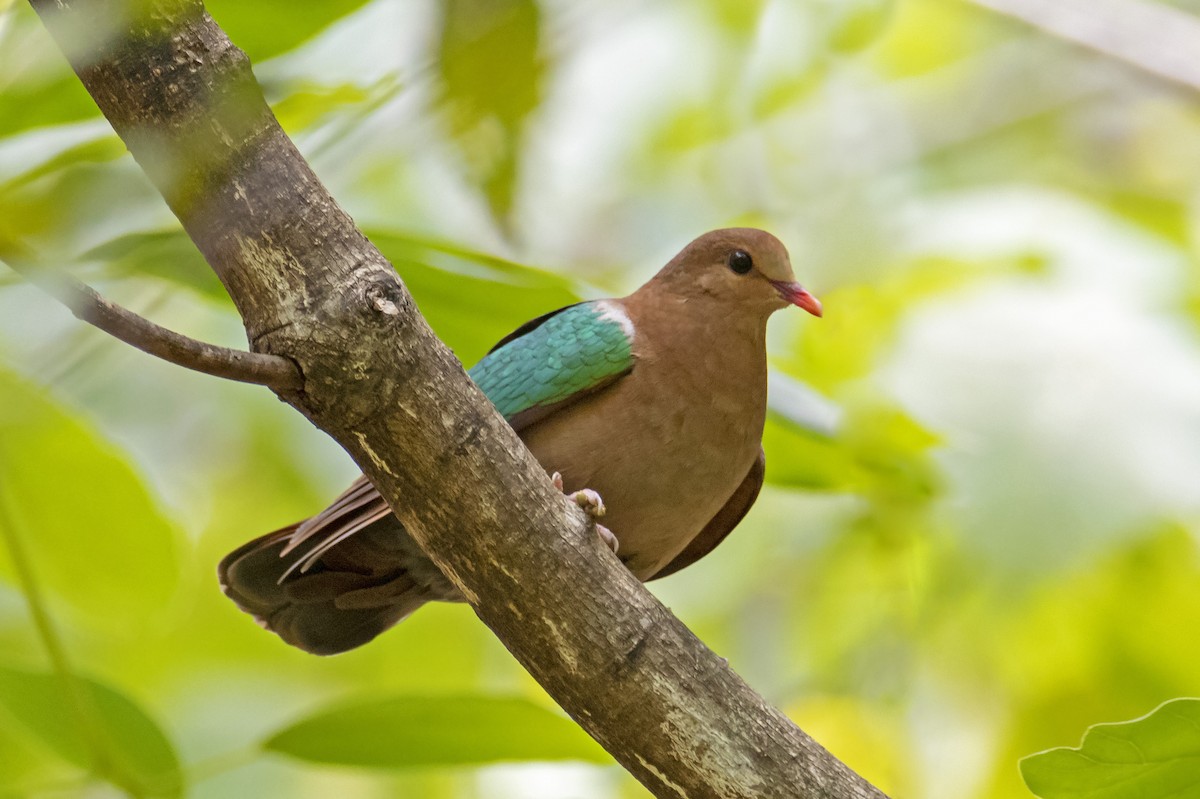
[570,487,605,518]
[551,472,619,555]
[594,523,619,555]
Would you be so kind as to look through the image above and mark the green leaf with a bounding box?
[265,695,610,769]
[436,0,543,223]
[79,229,227,301]
[762,416,849,490]
[764,398,939,499]
[0,369,180,625]
[0,6,104,139]
[270,81,374,134]
[0,74,101,140]
[1021,698,1200,799]
[205,0,373,62]
[0,664,182,798]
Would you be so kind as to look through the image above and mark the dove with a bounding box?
[219,228,821,654]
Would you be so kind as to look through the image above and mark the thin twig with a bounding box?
[969,0,1200,93]
[2,260,304,391]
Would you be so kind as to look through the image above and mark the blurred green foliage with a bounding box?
[0,369,179,624]
[436,0,543,224]
[265,695,609,768]
[3,0,1200,797]
[0,666,181,798]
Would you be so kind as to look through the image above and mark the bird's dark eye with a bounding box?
[728,249,753,275]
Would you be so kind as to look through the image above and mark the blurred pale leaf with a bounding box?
[0,664,181,798]
[0,369,180,624]
[206,0,373,62]
[651,103,737,155]
[872,0,997,77]
[751,67,827,121]
[768,372,841,438]
[828,0,896,53]
[0,136,126,195]
[264,695,610,768]
[698,0,767,35]
[1097,189,1189,245]
[1021,698,1200,799]
[436,0,542,223]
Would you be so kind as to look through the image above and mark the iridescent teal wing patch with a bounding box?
[469,302,634,431]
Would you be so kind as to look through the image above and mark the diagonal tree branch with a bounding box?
[3,257,303,390]
[27,2,887,797]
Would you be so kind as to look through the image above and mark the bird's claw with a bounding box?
[570,490,617,553]
[569,488,606,519]
[551,472,617,554]
[595,523,619,555]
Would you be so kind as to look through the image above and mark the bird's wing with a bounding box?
[485,302,584,354]
[648,448,766,581]
[469,300,635,432]
[256,300,636,570]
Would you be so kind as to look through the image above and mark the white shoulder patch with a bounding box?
[596,300,636,339]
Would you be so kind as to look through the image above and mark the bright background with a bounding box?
[3,0,1200,797]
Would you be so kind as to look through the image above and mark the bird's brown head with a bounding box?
[648,228,822,318]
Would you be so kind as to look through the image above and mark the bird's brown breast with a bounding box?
[519,300,768,579]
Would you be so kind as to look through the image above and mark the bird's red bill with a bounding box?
[771,281,822,317]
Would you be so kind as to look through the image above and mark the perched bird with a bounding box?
[219,228,821,655]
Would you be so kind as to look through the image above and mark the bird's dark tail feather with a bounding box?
[218,521,436,656]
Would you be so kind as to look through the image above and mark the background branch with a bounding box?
[968,0,1200,92]
[28,1,886,797]
[3,258,303,390]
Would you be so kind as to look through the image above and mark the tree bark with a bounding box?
[29,2,888,797]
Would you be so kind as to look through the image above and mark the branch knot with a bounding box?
[363,277,406,318]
